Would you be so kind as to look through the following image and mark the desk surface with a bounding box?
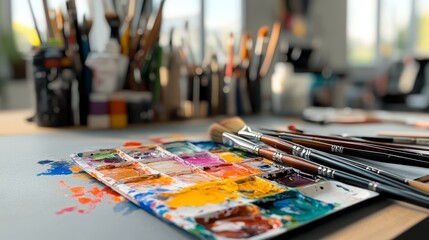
[1,109,429,240]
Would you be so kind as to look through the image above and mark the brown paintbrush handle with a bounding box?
[260,135,296,154]
[257,148,320,174]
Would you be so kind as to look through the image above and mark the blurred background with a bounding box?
[1,0,429,127]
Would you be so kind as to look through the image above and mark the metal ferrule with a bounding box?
[222,132,261,154]
[238,126,263,141]
[317,166,335,178]
[272,151,285,163]
[368,182,378,191]
[292,145,312,160]
[331,145,344,153]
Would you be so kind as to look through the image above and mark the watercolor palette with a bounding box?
[71,140,378,239]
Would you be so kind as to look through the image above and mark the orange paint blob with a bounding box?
[78,197,92,204]
[123,141,143,147]
[204,164,259,179]
[70,165,83,173]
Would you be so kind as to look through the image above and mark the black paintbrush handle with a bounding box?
[331,170,429,209]
[290,145,428,196]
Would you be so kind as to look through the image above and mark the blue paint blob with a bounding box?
[37,160,76,176]
[255,190,335,223]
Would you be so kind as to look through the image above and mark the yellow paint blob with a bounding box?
[214,152,244,163]
[236,177,286,199]
[163,180,240,208]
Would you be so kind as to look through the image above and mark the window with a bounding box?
[347,0,429,66]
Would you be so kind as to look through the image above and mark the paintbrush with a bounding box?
[119,0,136,56]
[259,21,282,79]
[27,0,44,46]
[209,123,429,209]
[248,26,269,113]
[218,117,429,194]
[340,134,429,146]
[224,32,237,115]
[42,0,55,40]
[237,32,253,115]
[262,127,429,157]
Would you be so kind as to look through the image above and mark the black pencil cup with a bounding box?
[33,47,75,127]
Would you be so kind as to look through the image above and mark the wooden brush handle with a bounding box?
[257,148,319,174]
[409,180,429,194]
[260,135,295,153]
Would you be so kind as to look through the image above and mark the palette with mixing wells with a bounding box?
[71,140,378,239]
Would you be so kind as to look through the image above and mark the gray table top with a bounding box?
[1,115,428,240]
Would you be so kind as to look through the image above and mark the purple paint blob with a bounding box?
[37,160,82,176]
[272,172,317,188]
[180,152,224,167]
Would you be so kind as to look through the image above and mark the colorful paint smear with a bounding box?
[270,171,319,188]
[236,177,287,199]
[37,160,85,176]
[255,190,335,223]
[204,163,260,179]
[180,152,225,168]
[214,152,244,163]
[162,180,240,208]
[195,205,282,239]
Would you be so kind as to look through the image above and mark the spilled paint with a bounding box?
[123,141,143,147]
[37,160,85,176]
[57,180,129,215]
[195,205,282,239]
[162,180,240,208]
[236,177,286,199]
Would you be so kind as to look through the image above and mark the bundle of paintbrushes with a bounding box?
[208,117,429,210]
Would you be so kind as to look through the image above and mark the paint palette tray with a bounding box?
[71,140,379,239]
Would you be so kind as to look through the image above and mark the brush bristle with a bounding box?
[219,117,246,133]
[208,123,231,144]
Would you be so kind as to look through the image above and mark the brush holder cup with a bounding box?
[33,47,75,127]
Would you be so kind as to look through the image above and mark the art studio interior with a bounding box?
[1,0,429,239]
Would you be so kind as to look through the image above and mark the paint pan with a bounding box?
[235,176,287,199]
[298,180,379,209]
[194,205,284,239]
[97,162,157,183]
[161,141,201,155]
[180,152,225,168]
[120,145,175,163]
[173,170,220,184]
[239,157,287,175]
[190,141,226,152]
[254,190,335,225]
[203,163,260,179]
[145,160,194,175]
[268,170,320,188]
[72,149,129,168]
